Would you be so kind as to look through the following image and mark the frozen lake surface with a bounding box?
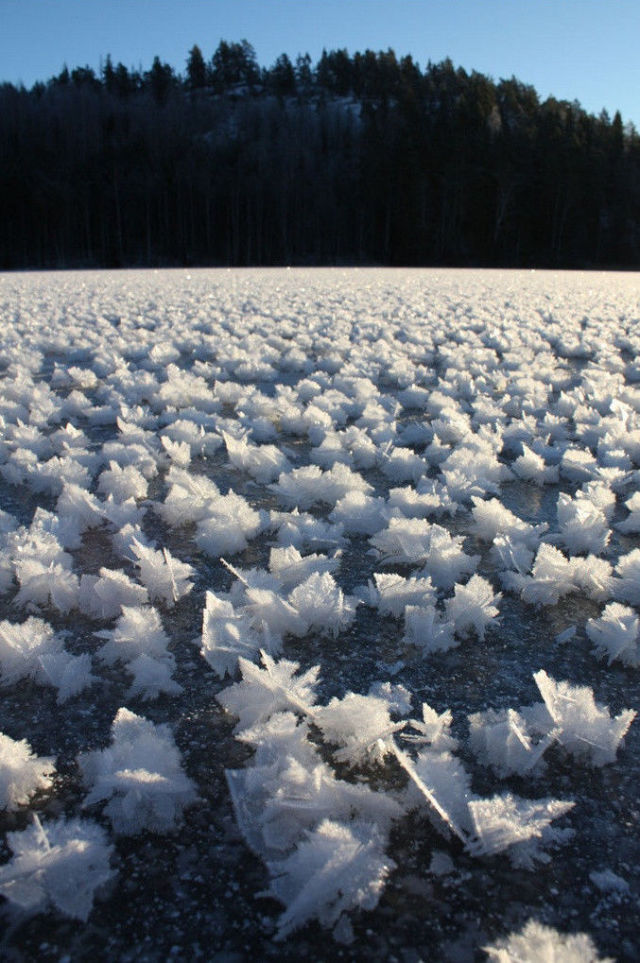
[0,267,639,961]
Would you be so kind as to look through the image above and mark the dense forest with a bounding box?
[1,40,639,269]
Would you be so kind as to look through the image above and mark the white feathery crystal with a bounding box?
[367,572,437,617]
[270,463,373,510]
[78,568,149,620]
[613,547,640,605]
[556,491,610,555]
[329,490,389,535]
[9,517,80,614]
[402,605,457,655]
[616,489,640,533]
[244,585,307,639]
[96,605,181,700]
[532,669,636,766]
[217,651,320,734]
[0,732,55,810]
[403,703,458,752]
[468,707,551,777]
[470,670,636,773]
[158,466,222,526]
[511,443,559,485]
[223,430,289,482]
[195,491,263,557]
[200,589,277,678]
[586,602,640,667]
[445,574,501,640]
[266,819,394,941]
[387,479,457,519]
[56,483,105,532]
[97,461,149,501]
[314,692,406,768]
[0,616,93,703]
[268,545,340,589]
[160,434,191,468]
[507,543,614,606]
[226,729,402,859]
[484,919,613,962]
[0,814,115,921]
[129,538,194,605]
[370,518,478,588]
[467,794,574,864]
[79,707,197,834]
[287,572,358,637]
[470,496,547,548]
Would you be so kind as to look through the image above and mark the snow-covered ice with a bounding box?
[0,267,638,960]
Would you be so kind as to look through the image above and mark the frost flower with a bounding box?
[0,616,93,703]
[266,819,394,941]
[80,708,197,834]
[97,605,181,700]
[533,670,635,766]
[445,574,501,640]
[314,692,405,767]
[217,651,320,733]
[484,919,613,962]
[586,602,640,667]
[0,815,114,921]
[0,732,55,810]
[129,538,194,606]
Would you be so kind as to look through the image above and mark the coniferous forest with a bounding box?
[1,41,639,269]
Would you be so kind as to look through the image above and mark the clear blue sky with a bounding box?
[2,0,639,127]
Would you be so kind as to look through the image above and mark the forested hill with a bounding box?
[1,41,639,269]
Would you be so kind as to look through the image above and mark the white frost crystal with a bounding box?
[468,794,574,861]
[314,692,405,767]
[200,589,274,677]
[223,430,289,482]
[556,491,610,555]
[0,616,93,703]
[371,519,478,587]
[78,568,149,620]
[586,602,640,667]
[79,708,197,834]
[0,733,55,810]
[266,819,394,940]
[469,707,550,777]
[0,815,114,921]
[532,670,636,766]
[217,651,320,733]
[268,545,340,589]
[445,574,501,640]
[404,703,458,752]
[288,572,358,637]
[471,670,636,774]
[484,919,613,962]
[97,605,181,700]
[129,538,194,606]
[369,572,436,617]
[403,605,457,654]
[98,461,148,501]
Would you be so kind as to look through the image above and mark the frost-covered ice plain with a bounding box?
[0,266,639,962]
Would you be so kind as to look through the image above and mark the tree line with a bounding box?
[1,40,638,269]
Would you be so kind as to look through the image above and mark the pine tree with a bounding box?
[186,44,206,91]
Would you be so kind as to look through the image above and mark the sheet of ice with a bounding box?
[0,268,639,956]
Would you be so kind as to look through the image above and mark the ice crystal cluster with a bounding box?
[0,268,638,959]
